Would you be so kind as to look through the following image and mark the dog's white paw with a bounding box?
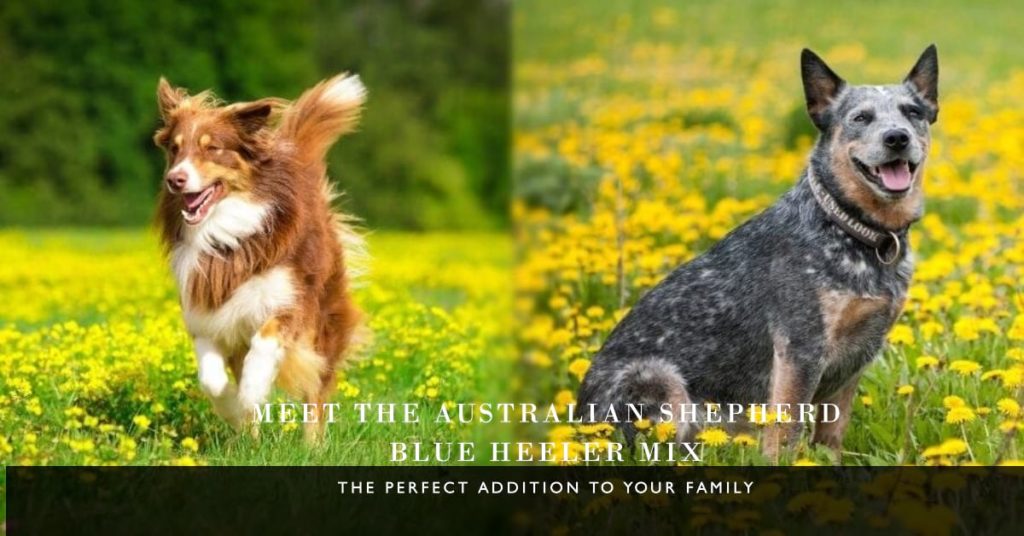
[199,364,230,398]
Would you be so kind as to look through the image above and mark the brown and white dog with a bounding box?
[153,74,368,441]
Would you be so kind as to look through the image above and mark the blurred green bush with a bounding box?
[0,0,508,229]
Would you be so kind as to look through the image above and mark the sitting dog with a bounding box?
[579,46,939,459]
[153,74,368,441]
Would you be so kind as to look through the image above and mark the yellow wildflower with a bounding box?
[945,407,976,424]
[887,325,915,345]
[696,427,729,446]
[949,360,981,376]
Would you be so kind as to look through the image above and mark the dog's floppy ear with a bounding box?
[801,49,846,131]
[904,44,939,123]
[157,77,186,121]
[223,98,282,135]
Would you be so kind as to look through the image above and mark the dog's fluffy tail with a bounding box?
[278,73,366,166]
[577,357,691,444]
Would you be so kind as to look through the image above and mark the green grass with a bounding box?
[0,230,514,467]
[517,0,1024,83]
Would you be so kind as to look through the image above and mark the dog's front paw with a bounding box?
[199,365,230,398]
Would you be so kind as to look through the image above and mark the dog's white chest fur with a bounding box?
[170,195,292,351]
[181,266,296,351]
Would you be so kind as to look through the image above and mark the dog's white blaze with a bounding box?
[183,266,296,352]
[171,195,270,291]
[323,74,367,107]
[168,158,204,193]
[237,332,285,410]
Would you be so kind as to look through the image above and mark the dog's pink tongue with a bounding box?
[183,192,203,210]
[879,161,912,191]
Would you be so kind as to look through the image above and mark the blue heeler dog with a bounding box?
[578,45,939,459]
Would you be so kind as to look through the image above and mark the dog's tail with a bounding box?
[278,73,366,166]
[577,357,691,444]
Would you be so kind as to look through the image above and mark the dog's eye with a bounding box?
[906,107,922,119]
[852,112,872,124]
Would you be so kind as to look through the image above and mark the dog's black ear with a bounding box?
[157,77,186,121]
[905,44,939,123]
[801,49,846,130]
[224,98,282,135]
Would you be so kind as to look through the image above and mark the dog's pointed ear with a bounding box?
[904,44,939,123]
[801,49,846,130]
[224,98,282,135]
[157,77,185,121]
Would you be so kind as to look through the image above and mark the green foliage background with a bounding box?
[0,0,508,229]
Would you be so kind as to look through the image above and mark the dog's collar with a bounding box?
[806,169,904,265]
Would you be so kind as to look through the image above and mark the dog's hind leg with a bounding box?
[194,337,243,427]
[582,357,693,445]
[276,342,330,445]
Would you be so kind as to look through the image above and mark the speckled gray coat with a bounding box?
[578,46,939,452]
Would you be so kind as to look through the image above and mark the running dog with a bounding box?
[578,46,939,459]
[153,74,368,441]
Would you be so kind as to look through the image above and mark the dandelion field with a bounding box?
[0,230,514,472]
[514,0,1024,465]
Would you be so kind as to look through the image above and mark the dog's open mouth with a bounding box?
[854,158,918,194]
[181,182,224,225]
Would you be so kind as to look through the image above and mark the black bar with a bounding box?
[5,466,1024,535]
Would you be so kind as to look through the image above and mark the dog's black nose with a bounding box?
[165,170,187,192]
[883,129,910,150]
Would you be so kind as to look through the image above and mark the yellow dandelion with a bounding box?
[585,306,605,318]
[554,389,575,411]
[577,422,614,436]
[954,317,986,341]
[1009,315,1024,341]
[654,421,676,442]
[1002,367,1024,388]
[942,395,966,409]
[919,321,945,340]
[945,407,976,424]
[696,427,729,447]
[997,398,1021,418]
[887,325,915,345]
[922,438,967,458]
[132,415,151,431]
[915,355,940,370]
[732,434,757,447]
[568,358,591,381]
[949,360,981,376]
[549,425,576,443]
[897,384,915,396]
[860,395,873,407]
[998,420,1023,433]
[982,369,1005,381]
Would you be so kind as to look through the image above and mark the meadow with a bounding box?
[514,0,1024,465]
[0,230,513,467]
